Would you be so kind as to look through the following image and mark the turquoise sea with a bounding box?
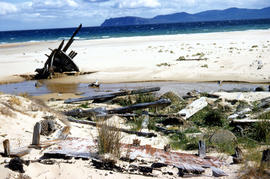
[0,19,270,44]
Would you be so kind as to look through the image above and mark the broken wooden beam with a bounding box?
[178,97,208,120]
[3,139,10,157]
[63,24,82,52]
[64,107,107,118]
[64,87,161,104]
[261,149,270,169]
[231,119,270,123]
[31,122,41,146]
[1,139,31,158]
[67,117,157,138]
[108,99,171,114]
[198,140,206,158]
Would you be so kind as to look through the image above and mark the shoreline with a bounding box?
[0,29,270,85]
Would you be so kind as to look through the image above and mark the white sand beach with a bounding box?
[0,29,270,84]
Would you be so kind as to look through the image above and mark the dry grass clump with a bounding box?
[0,106,15,117]
[97,119,122,158]
[8,96,21,106]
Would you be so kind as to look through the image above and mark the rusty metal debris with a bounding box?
[35,24,82,79]
[43,137,226,176]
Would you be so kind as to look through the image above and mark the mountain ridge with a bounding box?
[101,7,270,26]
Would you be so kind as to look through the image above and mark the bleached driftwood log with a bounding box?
[178,97,208,120]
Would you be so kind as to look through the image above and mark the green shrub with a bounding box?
[248,120,270,143]
[204,109,226,127]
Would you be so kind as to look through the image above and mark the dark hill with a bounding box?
[101,7,270,26]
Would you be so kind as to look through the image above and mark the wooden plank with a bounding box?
[63,24,82,52]
[232,119,270,123]
[261,149,270,169]
[198,140,206,158]
[3,139,10,157]
[64,87,161,103]
[178,97,208,120]
[108,99,171,114]
[32,122,41,146]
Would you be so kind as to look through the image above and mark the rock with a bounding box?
[255,86,266,92]
[209,129,236,144]
[40,119,56,136]
[160,91,183,104]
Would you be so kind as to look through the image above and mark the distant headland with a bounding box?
[101,7,270,26]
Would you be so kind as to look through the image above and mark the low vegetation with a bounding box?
[156,62,171,67]
[97,120,121,157]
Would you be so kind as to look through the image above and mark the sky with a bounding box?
[0,0,270,31]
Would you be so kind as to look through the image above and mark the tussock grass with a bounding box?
[97,119,122,158]
[8,96,21,106]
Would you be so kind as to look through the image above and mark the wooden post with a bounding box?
[32,122,41,146]
[261,149,270,169]
[198,140,206,158]
[3,139,10,157]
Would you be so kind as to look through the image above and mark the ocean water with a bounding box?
[0,19,270,44]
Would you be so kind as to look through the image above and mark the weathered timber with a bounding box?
[198,140,206,158]
[32,122,41,146]
[211,166,228,177]
[108,99,171,114]
[10,148,31,157]
[178,97,208,120]
[67,117,157,137]
[64,87,161,103]
[258,96,270,108]
[232,147,243,164]
[232,119,270,123]
[3,139,10,157]
[64,107,107,118]
[35,24,81,79]
[261,149,270,169]
[1,140,31,158]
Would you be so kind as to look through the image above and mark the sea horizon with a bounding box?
[1,18,270,44]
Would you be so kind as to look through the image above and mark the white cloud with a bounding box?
[116,0,161,9]
[0,2,18,15]
[31,0,78,9]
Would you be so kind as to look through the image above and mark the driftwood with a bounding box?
[64,107,107,118]
[232,119,270,123]
[258,97,270,108]
[32,122,41,146]
[65,99,171,117]
[64,87,161,104]
[198,140,206,158]
[211,166,228,177]
[232,147,243,164]
[261,149,270,169]
[3,139,10,157]
[1,139,31,157]
[108,99,171,114]
[67,117,157,138]
[178,97,208,120]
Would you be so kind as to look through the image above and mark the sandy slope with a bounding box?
[0,93,244,179]
[0,29,270,84]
